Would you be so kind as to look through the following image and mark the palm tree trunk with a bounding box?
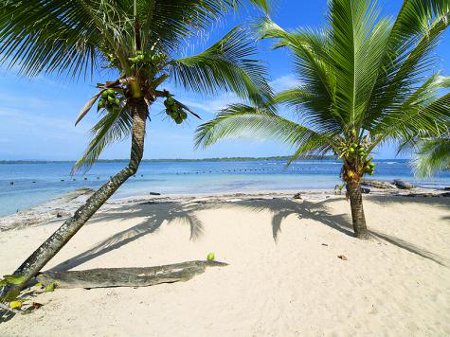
[6,98,148,291]
[346,181,370,239]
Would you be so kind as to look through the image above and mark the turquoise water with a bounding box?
[1,159,449,217]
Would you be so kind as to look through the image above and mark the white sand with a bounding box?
[0,192,449,336]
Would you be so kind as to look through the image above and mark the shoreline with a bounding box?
[1,184,448,232]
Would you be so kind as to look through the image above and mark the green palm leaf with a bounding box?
[195,103,334,153]
[72,106,133,173]
[413,137,450,177]
[170,27,272,105]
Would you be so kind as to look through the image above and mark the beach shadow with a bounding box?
[214,198,354,241]
[212,197,448,266]
[50,196,448,271]
[369,230,447,266]
[367,194,450,210]
[49,201,203,272]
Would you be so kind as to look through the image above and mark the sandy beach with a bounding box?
[0,190,449,337]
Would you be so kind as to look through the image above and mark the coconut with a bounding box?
[166,97,175,106]
[207,252,215,261]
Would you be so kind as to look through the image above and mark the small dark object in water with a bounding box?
[140,174,143,177]
[149,192,161,196]
[56,213,62,218]
[32,181,36,184]
[10,181,14,185]
[393,179,414,189]
[60,179,65,182]
[96,177,100,180]
[360,187,370,194]
[84,177,88,180]
[293,193,302,200]
[73,179,76,181]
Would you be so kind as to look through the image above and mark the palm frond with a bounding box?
[72,107,133,173]
[75,90,106,126]
[0,0,104,77]
[366,1,450,127]
[413,137,450,177]
[170,26,272,105]
[195,103,333,153]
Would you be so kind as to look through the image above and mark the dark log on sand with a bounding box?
[393,179,415,190]
[361,179,396,189]
[37,260,227,289]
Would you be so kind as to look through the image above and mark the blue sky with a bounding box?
[0,0,448,161]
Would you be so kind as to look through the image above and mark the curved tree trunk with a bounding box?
[5,98,149,292]
[346,181,370,239]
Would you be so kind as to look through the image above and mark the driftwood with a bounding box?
[37,260,227,289]
[393,179,415,190]
[360,187,370,194]
[361,179,396,189]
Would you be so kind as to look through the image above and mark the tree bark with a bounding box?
[346,181,370,239]
[37,261,228,289]
[4,98,148,292]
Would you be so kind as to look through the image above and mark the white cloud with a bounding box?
[182,92,241,114]
[269,74,301,92]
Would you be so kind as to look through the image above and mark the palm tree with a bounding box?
[0,0,272,290]
[196,0,450,239]
[413,135,450,177]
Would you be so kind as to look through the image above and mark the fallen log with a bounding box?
[361,179,396,189]
[37,260,227,289]
[393,179,415,190]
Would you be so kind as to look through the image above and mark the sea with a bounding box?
[1,159,449,217]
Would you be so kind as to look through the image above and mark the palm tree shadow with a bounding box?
[369,230,447,266]
[222,198,354,241]
[50,197,447,272]
[216,198,448,266]
[49,201,203,272]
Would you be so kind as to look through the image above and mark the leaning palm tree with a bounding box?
[196,0,450,239]
[0,0,272,290]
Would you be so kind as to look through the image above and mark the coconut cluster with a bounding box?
[98,89,120,110]
[129,50,165,68]
[164,96,187,124]
[347,143,376,175]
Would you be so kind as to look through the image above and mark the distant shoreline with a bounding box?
[0,156,410,165]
